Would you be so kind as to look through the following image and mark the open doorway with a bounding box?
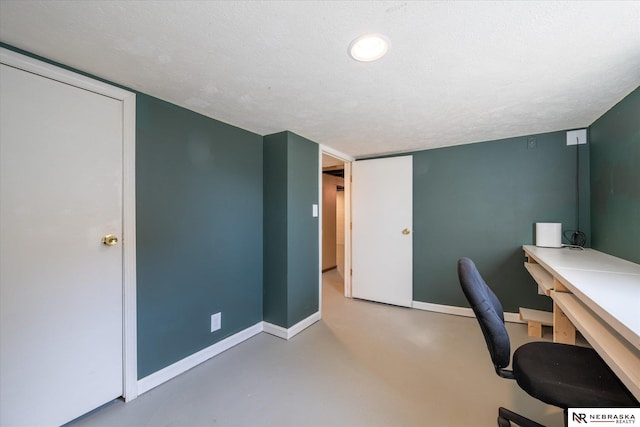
[320,150,352,302]
[322,160,344,275]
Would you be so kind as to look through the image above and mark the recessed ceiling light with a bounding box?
[348,34,390,62]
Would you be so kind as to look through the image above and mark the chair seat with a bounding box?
[513,342,638,408]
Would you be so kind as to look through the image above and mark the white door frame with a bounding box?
[319,145,354,313]
[0,48,138,401]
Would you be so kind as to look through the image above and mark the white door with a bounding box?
[0,63,124,426]
[351,156,413,307]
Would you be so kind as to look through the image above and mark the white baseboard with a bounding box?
[412,301,524,324]
[263,311,321,340]
[136,312,323,395]
[137,322,263,395]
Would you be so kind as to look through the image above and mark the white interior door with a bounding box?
[351,156,413,307]
[0,63,124,426]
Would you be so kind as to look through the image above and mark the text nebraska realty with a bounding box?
[581,413,635,424]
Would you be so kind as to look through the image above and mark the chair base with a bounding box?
[497,407,545,427]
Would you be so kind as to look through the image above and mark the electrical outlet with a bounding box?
[211,312,221,332]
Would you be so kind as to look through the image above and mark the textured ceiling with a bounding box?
[1,1,639,158]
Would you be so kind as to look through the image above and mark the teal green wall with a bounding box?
[286,133,320,325]
[589,87,640,263]
[263,133,289,327]
[136,95,263,378]
[263,132,319,328]
[410,131,590,312]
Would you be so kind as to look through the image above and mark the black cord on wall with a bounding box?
[564,136,586,247]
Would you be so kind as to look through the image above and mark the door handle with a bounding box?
[102,234,119,246]
[402,228,411,235]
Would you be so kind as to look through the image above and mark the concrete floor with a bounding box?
[69,270,563,427]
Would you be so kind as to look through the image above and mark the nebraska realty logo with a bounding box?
[569,408,639,425]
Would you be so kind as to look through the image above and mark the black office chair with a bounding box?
[457,257,638,427]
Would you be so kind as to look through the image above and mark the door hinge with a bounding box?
[350,269,353,276]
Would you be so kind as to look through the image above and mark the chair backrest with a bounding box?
[457,257,512,376]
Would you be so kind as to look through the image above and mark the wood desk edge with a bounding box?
[522,245,640,350]
[551,290,640,401]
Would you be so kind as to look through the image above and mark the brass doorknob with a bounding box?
[402,228,411,235]
[102,234,119,246]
